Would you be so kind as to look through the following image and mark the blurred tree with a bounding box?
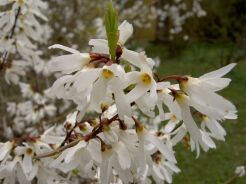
[183,0,246,43]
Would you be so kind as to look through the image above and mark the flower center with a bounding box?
[18,0,24,5]
[179,76,189,90]
[171,115,177,121]
[102,69,114,79]
[26,148,33,155]
[140,73,152,85]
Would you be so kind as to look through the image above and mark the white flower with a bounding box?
[118,20,133,45]
[50,141,92,173]
[49,74,77,99]
[133,119,177,173]
[35,163,66,184]
[40,126,65,145]
[0,156,30,184]
[100,141,133,184]
[179,63,237,120]
[87,64,126,114]
[15,145,34,174]
[0,141,14,161]
[163,113,181,134]
[149,152,180,184]
[155,82,182,123]
[200,115,226,141]
[4,60,27,84]
[109,78,132,120]
[89,20,147,68]
[124,53,157,109]
[235,165,245,177]
[19,83,34,98]
[173,91,214,157]
[48,44,90,74]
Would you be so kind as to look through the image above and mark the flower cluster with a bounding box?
[0,2,238,184]
[0,0,70,136]
[0,0,49,70]
[0,18,237,183]
[0,135,66,183]
[6,83,57,135]
[155,0,206,35]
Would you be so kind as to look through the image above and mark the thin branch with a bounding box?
[59,117,94,147]
[34,114,119,159]
[159,75,184,82]
[223,162,246,184]
[224,175,239,184]
[34,139,81,159]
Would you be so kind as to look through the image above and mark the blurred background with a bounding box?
[1,0,246,183]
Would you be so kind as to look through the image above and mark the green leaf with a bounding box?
[105,0,119,61]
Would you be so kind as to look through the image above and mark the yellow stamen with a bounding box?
[26,148,33,155]
[140,73,152,85]
[102,69,114,79]
[171,115,177,121]
[136,125,144,134]
[201,114,209,122]
[101,143,112,152]
[179,76,190,90]
[72,169,79,176]
[174,92,187,105]
[18,0,24,5]
[100,103,109,112]
[102,124,110,132]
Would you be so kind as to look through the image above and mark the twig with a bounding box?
[223,162,246,184]
[59,117,94,147]
[159,75,187,82]
[34,114,119,159]
[224,175,238,184]
[34,139,81,159]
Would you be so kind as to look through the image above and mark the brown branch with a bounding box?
[159,75,186,82]
[34,139,81,159]
[224,175,238,184]
[59,117,94,147]
[34,114,119,159]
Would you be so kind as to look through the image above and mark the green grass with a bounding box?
[141,42,246,184]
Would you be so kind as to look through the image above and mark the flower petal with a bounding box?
[121,48,141,68]
[49,44,80,54]
[49,53,89,74]
[119,20,133,45]
[115,142,131,170]
[74,68,101,92]
[126,84,149,103]
[89,39,109,54]
[144,130,176,163]
[200,63,236,79]
[109,78,132,120]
